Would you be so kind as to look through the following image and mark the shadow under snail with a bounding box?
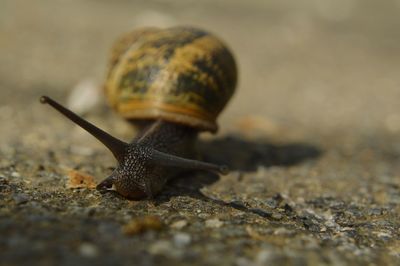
[40,26,237,199]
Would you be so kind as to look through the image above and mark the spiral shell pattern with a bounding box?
[105,26,237,132]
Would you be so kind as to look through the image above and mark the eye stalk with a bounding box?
[40,95,229,177]
[40,96,128,162]
[150,149,229,175]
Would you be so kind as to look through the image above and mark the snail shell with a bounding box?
[105,26,237,133]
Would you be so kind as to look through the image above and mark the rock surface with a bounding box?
[1,0,399,265]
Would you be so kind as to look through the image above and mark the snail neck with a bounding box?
[132,119,198,157]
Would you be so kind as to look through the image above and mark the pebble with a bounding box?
[205,218,224,228]
[149,240,171,255]
[376,231,392,241]
[273,227,295,236]
[11,172,20,178]
[122,216,163,235]
[368,208,384,216]
[79,243,99,258]
[13,193,30,205]
[173,233,191,248]
[170,220,188,229]
[271,213,283,220]
[149,240,183,258]
[256,249,275,264]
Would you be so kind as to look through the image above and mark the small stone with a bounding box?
[264,198,279,208]
[173,233,191,248]
[11,172,20,178]
[325,220,337,228]
[170,220,188,229]
[149,240,178,257]
[271,213,283,220]
[273,227,295,236]
[256,249,274,264]
[122,216,163,235]
[205,218,223,228]
[13,193,30,205]
[368,208,384,216]
[79,243,98,258]
[376,231,392,241]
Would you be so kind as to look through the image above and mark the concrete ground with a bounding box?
[1,0,399,265]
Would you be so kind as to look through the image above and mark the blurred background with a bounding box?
[1,0,400,145]
[1,1,400,264]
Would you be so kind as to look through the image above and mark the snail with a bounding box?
[40,26,237,199]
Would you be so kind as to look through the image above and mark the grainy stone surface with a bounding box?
[1,0,400,265]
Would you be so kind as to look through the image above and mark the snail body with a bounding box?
[110,121,197,198]
[41,26,237,199]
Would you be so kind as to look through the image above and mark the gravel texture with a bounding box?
[1,1,400,265]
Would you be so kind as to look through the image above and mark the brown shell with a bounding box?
[104,26,237,132]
